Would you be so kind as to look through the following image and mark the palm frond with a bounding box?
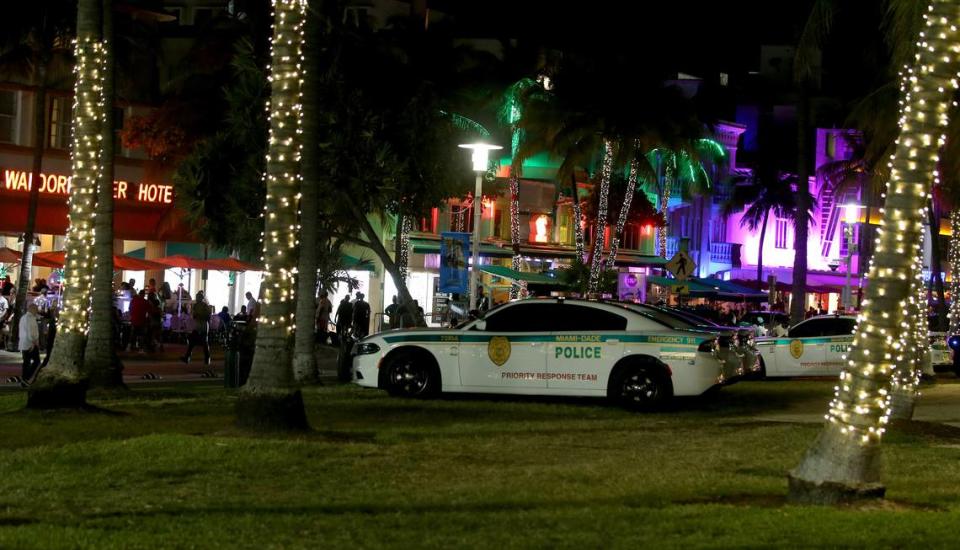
[794,0,834,84]
[440,110,491,138]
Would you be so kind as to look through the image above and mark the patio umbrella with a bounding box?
[204,257,260,271]
[153,254,218,270]
[30,250,67,268]
[0,247,21,264]
[32,251,170,271]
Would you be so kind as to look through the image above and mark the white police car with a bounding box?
[756,314,950,377]
[351,298,739,410]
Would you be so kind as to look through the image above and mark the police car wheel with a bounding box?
[384,352,436,398]
[611,365,668,411]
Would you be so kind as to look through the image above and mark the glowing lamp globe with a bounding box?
[459,143,502,172]
[840,203,864,225]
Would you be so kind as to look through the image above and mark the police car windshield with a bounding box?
[616,303,700,330]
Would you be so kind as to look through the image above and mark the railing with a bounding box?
[710,242,734,264]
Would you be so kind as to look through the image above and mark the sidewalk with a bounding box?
[0,343,341,388]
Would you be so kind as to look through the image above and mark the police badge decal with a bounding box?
[789,339,804,359]
[488,336,511,366]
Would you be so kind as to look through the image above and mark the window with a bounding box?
[483,303,564,332]
[710,219,726,244]
[789,318,855,338]
[553,305,627,331]
[48,96,71,149]
[774,218,790,249]
[0,90,17,144]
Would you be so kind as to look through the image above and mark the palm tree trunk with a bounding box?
[889,248,928,420]
[84,0,124,390]
[605,154,638,269]
[570,173,584,261]
[237,0,309,431]
[657,166,672,258]
[587,140,614,293]
[27,0,105,409]
[949,210,960,334]
[509,175,522,298]
[9,64,48,351]
[292,6,321,385]
[757,209,769,285]
[927,201,948,331]
[788,0,960,503]
[790,88,811,325]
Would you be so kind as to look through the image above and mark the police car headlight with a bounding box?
[948,335,960,351]
[354,342,381,356]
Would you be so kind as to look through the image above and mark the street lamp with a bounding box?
[840,203,864,312]
[459,142,502,311]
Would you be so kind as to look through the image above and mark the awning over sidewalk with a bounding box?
[410,236,667,267]
[648,276,767,301]
[479,265,568,286]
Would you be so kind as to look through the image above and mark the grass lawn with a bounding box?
[2,380,960,549]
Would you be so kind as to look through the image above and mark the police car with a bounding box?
[351,298,738,410]
[755,314,951,377]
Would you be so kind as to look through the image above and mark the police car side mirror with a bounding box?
[474,320,487,331]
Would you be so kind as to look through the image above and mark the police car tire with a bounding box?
[756,356,768,380]
[609,362,670,411]
[384,350,438,399]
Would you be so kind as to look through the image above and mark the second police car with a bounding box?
[351,298,749,410]
[756,314,951,377]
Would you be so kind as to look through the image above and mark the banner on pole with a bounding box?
[439,232,470,294]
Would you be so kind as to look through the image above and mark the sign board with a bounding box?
[2,168,174,204]
[665,250,696,281]
[438,232,470,294]
[673,283,689,295]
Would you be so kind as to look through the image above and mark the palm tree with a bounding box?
[789,0,960,504]
[605,147,642,269]
[1,4,74,350]
[722,173,812,285]
[27,0,104,409]
[646,139,726,258]
[83,0,122,388]
[292,3,322,384]
[236,0,309,430]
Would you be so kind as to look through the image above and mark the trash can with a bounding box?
[224,322,255,388]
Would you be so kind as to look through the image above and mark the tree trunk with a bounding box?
[889,247,928,421]
[789,0,960,503]
[949,210,960,335]
[292,7,321,385]
[790,88,811,325]
[757,209,769,285]
[605,153,638,269]
[927,201,948,331]
[347,201,421,324]
[237,0,309,431]
[84,0,124,390]
[509,175,522,298]
[587,140,614,293]
[570,173,584,261]
[28,0,106,409]
[9,66,48,351]
[657,165,673,258]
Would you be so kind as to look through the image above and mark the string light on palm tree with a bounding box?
[587,140,614,293]
[949,210,960,334]
[606,143,641,269]
[791,0,960,501]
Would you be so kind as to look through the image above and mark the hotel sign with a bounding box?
[2,168,174,205]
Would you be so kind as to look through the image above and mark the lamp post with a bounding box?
[458,143,502,311]
[840,203,864,312]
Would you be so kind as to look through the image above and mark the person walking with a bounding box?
[129,290,149,352]
[18,303,40,387]
[182,290,212,365]
[315,291,332,344]
[352,292,371,338]
[385,295,399,329]
[335,294,353,340]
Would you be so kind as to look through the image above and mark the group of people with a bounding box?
[329,292,372,342]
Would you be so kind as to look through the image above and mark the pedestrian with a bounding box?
[182,290,212,365]
[335,294,353,339]
[234,305,249,323]
[129,290,149,352]
[147,278,157,294]
[128,278,138,295]
[352,292,371,338]
[1,275,13,298]
[159,281,173,311]
[147,291,163,352]
[385,295,399,329]
[806,306,817,319]
[770,318,789,337]
[315,291,332,344]
[476,287,489,312]
[244,291,259,322]
[18,303,40,387]
[40,311,56,368]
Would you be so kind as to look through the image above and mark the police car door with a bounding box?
[546,304,627,391]
[820,317,856,375]
[459,302,553,390]
[778,319,829,376]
